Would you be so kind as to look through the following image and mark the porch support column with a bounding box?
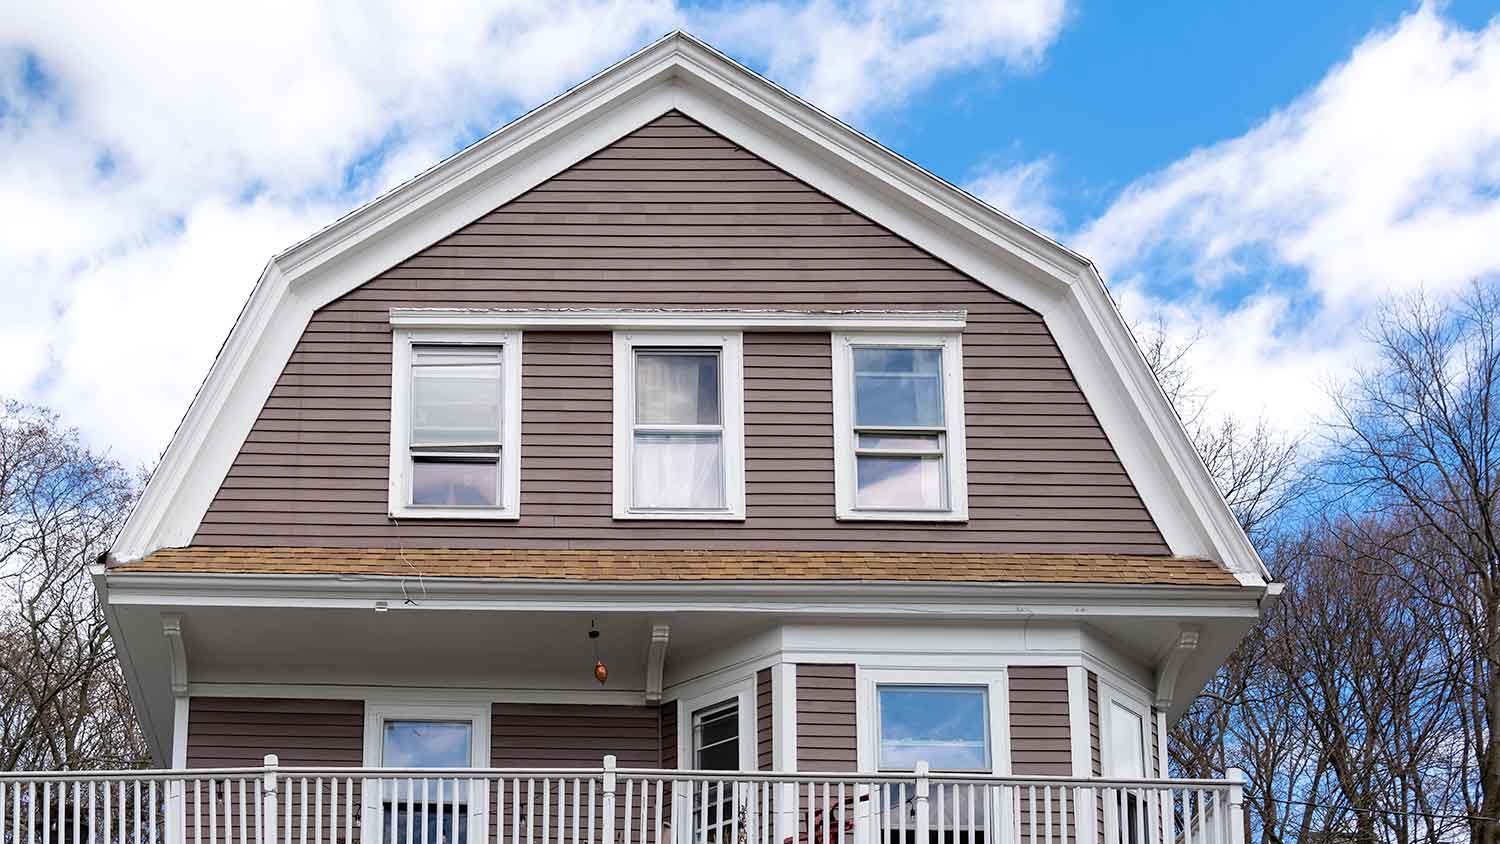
[771,662,798,844]
[162,613,189,844]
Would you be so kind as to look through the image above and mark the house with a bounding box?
[8,31,1274,844]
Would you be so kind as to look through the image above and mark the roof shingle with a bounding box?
[116,547,1238,586]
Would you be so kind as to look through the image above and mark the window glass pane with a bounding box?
[633,432,724,509]
[856,433,942,452]
[382,720,473,767]
[412,458,498,507]
[852,347,943,428]
[635,351,721,425]
[878,686,988,771]
[693,702,740,770]
[1109,703,1146,777]
[382,720,472,840]
[412,355,501,445]
[856,455,944,510]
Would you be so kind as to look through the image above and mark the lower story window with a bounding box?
[877,685,989,772]
[381,719,473,844]
[692,700,741,843]
[1107,702,1148,844]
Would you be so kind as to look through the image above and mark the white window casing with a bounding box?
[612,331,746,520]
[389,328,522,520]
[831,332,968,521]
[855,667,1010,775]
[1098,681,1152,778]
[360,700,492,844]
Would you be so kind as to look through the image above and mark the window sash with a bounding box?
[406,343,506,509]
[629,347,727,512]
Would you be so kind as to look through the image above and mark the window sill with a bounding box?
[388,507,520,521]
[612,510,746,521]
[835,509,969,523]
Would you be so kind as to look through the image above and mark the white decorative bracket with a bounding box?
[162,613,188,699]
[1153,624,1200,710]
[644,624,671,704]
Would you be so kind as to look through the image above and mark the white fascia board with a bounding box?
[389,308,967,332]
[110,31,1269,590]
[101,570,1265,619]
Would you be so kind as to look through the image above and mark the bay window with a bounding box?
[613,332,745,519]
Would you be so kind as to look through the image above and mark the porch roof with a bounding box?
[115,546,1238,586]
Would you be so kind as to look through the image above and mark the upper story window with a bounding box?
[831,333,968,521]
[612,332,745,520]
[389,329,522,520]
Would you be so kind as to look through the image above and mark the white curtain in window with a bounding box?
[633,432,724,509]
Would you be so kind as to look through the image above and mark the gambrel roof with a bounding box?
[108,31,1268,587]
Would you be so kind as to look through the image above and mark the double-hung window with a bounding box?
[612,332,745,519]
[389,330,522,519]
[832,334,967,520]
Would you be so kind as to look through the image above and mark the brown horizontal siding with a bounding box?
[757,668,773,771]
[797,664,856,771]
[187,696,363,768]
[194,111,1167,555]
[187,697,364,843]
[1008,667,1071,777]
[660,702,678,770]
[490,703,660,768]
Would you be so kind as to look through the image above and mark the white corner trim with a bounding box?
[387,328,523,520]
[855,667,1010,775]
[390,308,968,332]
[772,662,797,773]
[830,332,968,522]
[1066,666,1091,777]
[611,331,746,520]
[108,30,1268,593]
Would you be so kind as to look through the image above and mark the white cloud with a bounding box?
[0,0,1068,466]
[703,0,1067,117]
[1077,5,1500,436]
[964,157,1063,237]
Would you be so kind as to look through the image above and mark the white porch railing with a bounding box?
[0,757,1244,844]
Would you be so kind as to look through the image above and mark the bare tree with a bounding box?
[1325,283,1500,844]
[0,399,147,770]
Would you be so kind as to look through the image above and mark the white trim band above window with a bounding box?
[391,308,967,332]
[389,328,523,520]
[831,332,968,521]
[613,331,746,520]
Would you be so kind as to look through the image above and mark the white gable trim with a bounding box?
[111,32,1268,588]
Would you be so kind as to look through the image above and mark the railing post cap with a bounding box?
[263,754,279,766]
[1226,766,1245,784]
[914,761,929,776]
[603,754,617,769]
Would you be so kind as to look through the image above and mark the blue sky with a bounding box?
[2,1,1498,465]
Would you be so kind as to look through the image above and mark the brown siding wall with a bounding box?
[660,701,678,770]
[796,664,856,771]
[1008,666,1071,776]
[757,668,773,771]
[1088,672,1101,776]
[187,697,364,767]
[490,703,660,767]
[194,111,1166,555]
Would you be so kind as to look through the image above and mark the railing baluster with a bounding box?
[576,779,584,844]
[515,779,523,844]
[527,779,537,844]
[587,779,595,844]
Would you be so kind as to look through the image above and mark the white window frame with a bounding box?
[388,328,522,520]
[677,677,758,772]
[361,700,492,844]
[855,668,1009,775]
[612,331,746,520]
[1098,682,1152,778]
[831,333,968,521]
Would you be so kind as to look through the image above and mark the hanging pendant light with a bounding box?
[589,620,608,684]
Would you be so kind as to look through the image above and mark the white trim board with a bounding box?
[109,32,1269,592]
[390,308,967,332]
